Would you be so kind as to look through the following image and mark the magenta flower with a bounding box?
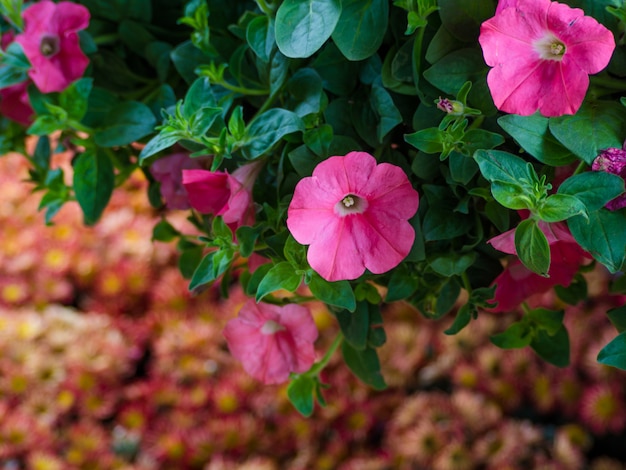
[0,32,33,125]
[479,0,615,116]
[592,144,626,210]
[182,161,262,231]
[488,219,589,312]
[16,0,90,93]
[150,152,203,210]
[223,300,318,384]
[287,151,419,282]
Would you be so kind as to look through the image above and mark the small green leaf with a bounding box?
[60,78,93,122]
[444,303,473,335]
[597,332,626,371]
[94,101,157,147]
[341,342,386,390]
[538,194,587,222]
[531,325,570,367]
[256,262,303,302]
[72,150,115,226]
[152,219,180,242]
[189,252,215,290]
[275,0,342,58]
[490,322,533,349]
[557,172,625,212]
[515,218,550,276]
[335,301,370,350]
[307,272,356,312]
[607,305,626,333]
[240,109,304,159]
[287,374,316,417]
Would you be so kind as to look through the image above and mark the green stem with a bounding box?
[308,333,343,376]
[572,160,587,176]
[218,81,269,96]
[255,0,275,16]
[93,33,119,46]
[461,271,473,294]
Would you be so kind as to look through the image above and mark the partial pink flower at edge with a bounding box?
[287,151,419,282]
[479,0,615,117]
[223,299,318,385]
[592,144,626,210]
[182,160,263,231]
[150,153,203,210]
[0,32,34,126]
[16,0,90,93]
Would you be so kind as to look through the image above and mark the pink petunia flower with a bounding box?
[592,144,626,210]
[479,0,615,116]
[182,160,262,231]
[287,151,419,282]
[223,299,318,384]
[16,0,90,93]
[488,218,589,312]
[150,152,203,210]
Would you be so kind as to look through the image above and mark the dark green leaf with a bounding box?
[607,305,626,333]
[256,262,303,301]
[241,109,304,159]
[335,301,370,350]
[94,101,157,147]
[331,0,388,61]
[341,342,386,390]
[287,375,316,417]
[531,326,570,367]
[557,172,625,212]
[308,272,356,312]
[491,322,533,349]
[515,218,550,276]
[73,150,115,226]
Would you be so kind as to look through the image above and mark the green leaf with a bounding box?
[549,101,626,164]
[308,272,356,312]
[341,342,386,390]
[152,219,180,242]
[94,101,157,147]
[183,77,216,119]
[497,114,576,166]
[256,262,303,301]
[275,0,342,58]
[515,218,550,276]
[568,209,626,273]
[429,252,476,277]
[72,150,115,226]
[490,181,530,210]
[170,40,212,84]
[247,15,275,62]
[491,322,533,349]
[335,301,370,351]
[473,149,533,186]
[240,109,304,159]
[531,326,570,367]
[404,127,444,154]
[138,131,183,163]
[557,172,625,212]
[286,68,324,117]
[526,308,564,336]
[607,305,626,333]
[189,252,216,291]
[438,0,493,42]
[331,0,388,61]
[178,245,204,279]
[60,78,93,122]
[287,375,316,417]
[444,303,472,335]
[538,194,587,223]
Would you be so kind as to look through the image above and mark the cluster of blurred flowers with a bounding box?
[0,152,624,469]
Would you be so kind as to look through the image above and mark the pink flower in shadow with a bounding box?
[0,32,33,125]
[488,219,589,312]
[479,0,614,116]
[150,153,203,210]
[223,300,318,385]
[287,151,419,282]
[182,161,262,231]
[16,0,90,93]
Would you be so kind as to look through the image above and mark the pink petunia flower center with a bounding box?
[533,33,566,61]
[39,34,60,57]
[260,319,286,335]
[335,194,368,217]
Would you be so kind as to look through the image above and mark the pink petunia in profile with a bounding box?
[287,151,419,282]
[223,300,318,385]
[150,152,203,210]
[16,0,90,93]
[488,218,589,312]
[479,0,615,117]
[592,144,626,211]
[182,160,263,231]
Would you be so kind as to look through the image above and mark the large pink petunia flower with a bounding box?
[182,160,262,231]
[150,152,203,210]
[479,0,615,117]
[287,151,419,282]
[488,218,589,312]
[16,0,90,93]
[223,300,318,384]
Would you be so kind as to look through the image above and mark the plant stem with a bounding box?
[308,333,343,376]
[572,160,587,176]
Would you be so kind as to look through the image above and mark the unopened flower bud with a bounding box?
[592,143,626,210]
[436,97,465,115]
